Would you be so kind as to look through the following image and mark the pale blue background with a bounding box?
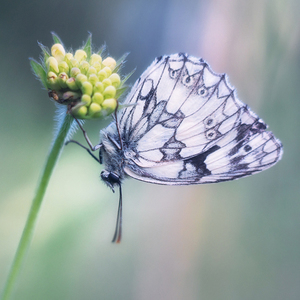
[0,0,299,299]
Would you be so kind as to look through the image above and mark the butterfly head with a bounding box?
[101,170,121,193]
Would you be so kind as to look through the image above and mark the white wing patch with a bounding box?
[104,53,283,185]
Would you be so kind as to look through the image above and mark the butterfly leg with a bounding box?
[65,112,102,163]
[65,140,101,163]
[71,115,102,151]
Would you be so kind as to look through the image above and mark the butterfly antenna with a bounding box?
[112,184,123,243]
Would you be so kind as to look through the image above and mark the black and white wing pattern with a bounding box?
[117,53,283,185]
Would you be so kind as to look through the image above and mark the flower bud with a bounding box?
[75,73,88,87]
[81,81,93,96]
[51,43,65,62]
[62,91,81,102]
[81,94,92,105]
[73,104,88,118]
[102,66,112,77]
[101,98,117,114]
[70,67,81,78]
[74,49,87,62]
[98,69,107,81]
[90,53,102,65]
[88,74,98,86]
[88,102,102,116]
[79,60,90,74]
[92,92,104,104]
[58,61,69,74]
[102,78,112,89]
[94,81,104,93]
[109,73,121,88]
[64,53,73,65]
[57,72,69,88]
[70,58,79,68]
[102,57,116,70]
[46,57,59,73]
[66,77,79,90]
[47,71,60,89]
[92,61,101,72]
[87,66,97,76]
[103,85,116,99]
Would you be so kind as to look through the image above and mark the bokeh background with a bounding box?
[1,0,299,299]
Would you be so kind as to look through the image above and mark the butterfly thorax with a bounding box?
[100,123,126,190]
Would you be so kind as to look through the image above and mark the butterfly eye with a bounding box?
[197,86,209,97]
[169,68,180,79]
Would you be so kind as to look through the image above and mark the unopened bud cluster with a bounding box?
[46,43,121,119]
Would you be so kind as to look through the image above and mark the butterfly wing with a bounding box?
[117,53,283,185]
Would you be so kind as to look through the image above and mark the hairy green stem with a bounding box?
[1,113,74,300]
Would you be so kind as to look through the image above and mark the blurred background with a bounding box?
[0,0,299,299]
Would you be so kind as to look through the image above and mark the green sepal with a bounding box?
[38,42,50,65]
[51,32,64,45]
[113,52,129,73]
[114,68,135,99]
[115,86,129,99]
[117,102,136,110]
[97,44,106,56]
[30,58,47,89]
[83,32,92,61]
[119,68,135,89]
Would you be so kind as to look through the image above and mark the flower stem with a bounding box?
[1,113,74,300]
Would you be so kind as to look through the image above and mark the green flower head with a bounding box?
[30,32,133,119]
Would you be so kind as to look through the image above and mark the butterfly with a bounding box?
[68,53,283,243]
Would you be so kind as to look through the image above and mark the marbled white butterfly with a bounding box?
[68,53,283,242]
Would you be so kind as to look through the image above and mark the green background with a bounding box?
[0,0,299,299]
